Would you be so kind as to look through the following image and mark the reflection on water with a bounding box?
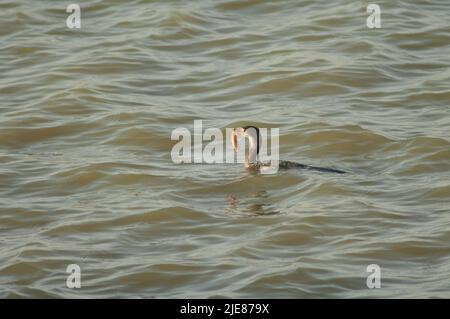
[227,191,279,217]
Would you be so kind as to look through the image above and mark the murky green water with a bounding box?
[1,0,449,298]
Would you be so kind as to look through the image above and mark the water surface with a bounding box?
[1,0,450,298]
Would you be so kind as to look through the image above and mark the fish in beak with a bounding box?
[232,128,238,152]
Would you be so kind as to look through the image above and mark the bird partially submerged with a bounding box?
[232,126,346,174]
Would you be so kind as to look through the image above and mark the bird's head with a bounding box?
[231,126,261,155]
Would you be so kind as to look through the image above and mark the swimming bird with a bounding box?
[231,126,346,174]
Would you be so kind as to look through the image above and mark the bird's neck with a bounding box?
[246,135,259,166]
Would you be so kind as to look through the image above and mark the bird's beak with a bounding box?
[232,129,238,152]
